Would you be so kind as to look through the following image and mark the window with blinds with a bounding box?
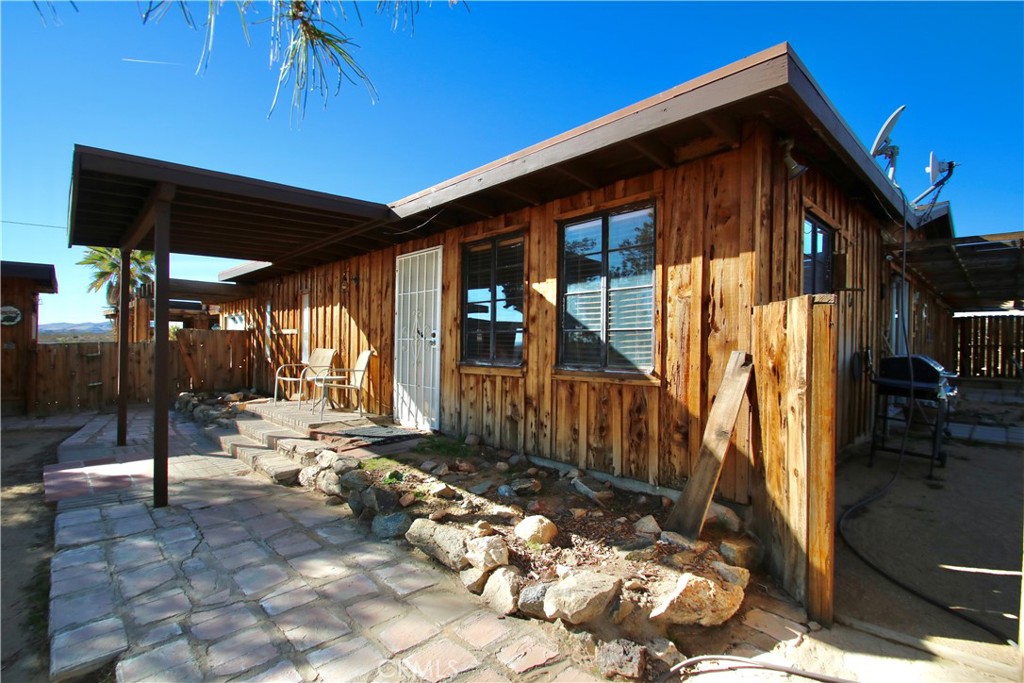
[462,234,525,365]
[559,205,655,371]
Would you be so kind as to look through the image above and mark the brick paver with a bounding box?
[45,408,599,682]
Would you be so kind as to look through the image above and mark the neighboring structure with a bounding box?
[0,260,58,415]
[71,43,1008,619]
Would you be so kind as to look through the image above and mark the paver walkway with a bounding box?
[47,411,600,682]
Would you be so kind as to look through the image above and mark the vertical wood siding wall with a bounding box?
[955,315,1024,378]
[0,278,40,414]
[219,119,951,503]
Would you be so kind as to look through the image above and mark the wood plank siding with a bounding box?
[219,119,952,504]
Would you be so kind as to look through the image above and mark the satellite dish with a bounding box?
[926,151,952,185]
[870,105,906,182]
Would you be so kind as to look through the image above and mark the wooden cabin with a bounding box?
[0,261,58,415]
[67,43,964,618]
[213,43,953,501]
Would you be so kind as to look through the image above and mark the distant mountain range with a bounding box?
[39,321,112,334]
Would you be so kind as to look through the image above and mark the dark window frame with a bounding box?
[557,203,657,372]
[803,214,835,295]
[460,232,525,366]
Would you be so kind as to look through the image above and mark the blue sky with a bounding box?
[2,1,1021,323]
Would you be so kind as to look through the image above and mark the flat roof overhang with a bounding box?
[68,146,399,279]
[1,261,59,293]
[387,43,920,239]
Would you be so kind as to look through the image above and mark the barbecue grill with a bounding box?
[870,355,958,477]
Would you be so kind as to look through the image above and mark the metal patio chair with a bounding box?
[273,347,337,407]
[312,349,376,419]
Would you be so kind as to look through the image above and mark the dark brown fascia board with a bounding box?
[69,145,395,244]
[0,261,59,293]
[780,50,908,225]
[390,43,793,218]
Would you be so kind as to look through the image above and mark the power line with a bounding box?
[1,220,66,230]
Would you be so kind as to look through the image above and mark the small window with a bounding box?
[462,234,525,365]
[559,205,656,371]
[803,215,835,294]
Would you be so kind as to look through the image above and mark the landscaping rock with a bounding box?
[361,486,399,514]
[298,465,322,489]
[712,561,750,588]
[428,510,448,522]
[316,470,343,497]
[646,638,684,668]
[543,571,622,625]
[464,536,509,572]
[649,572,744,626]
[316,450,340,468]
[514,515,558,545]
[719,536,762,569]
[705,501,743,532]
[433,463,450,476]
[420,460,439,472]
[497,484,515,497]
[468,480,493,495]
[572,476,615,506]
[494,462,510,472]
[659,531,698,549]
[460,567,490,594]
[596,639,647,680]
[348,494,365,518]
[471,520,495,537]
[517,581,554,620]
[372,512,413,539]
[507,454,527,466]
[405,519,471,570]
[332,456,361,475]
[509,478,542,495]
[611,597,635,625]
[398,492,416,507]
[634,515,661,535]
[339,469,372,493]
[454,459,477,473]
[482,566,521,615]
[464,433,481,446]
[429,482,457,499]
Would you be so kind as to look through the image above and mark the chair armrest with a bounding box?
[276,363,308,379]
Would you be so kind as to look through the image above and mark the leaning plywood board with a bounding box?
[664,350,753,540]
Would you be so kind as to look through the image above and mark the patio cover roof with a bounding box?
[68,146,398,274]
[892,231,1024,312]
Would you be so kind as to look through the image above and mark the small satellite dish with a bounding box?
[870,105,906,182]
[926,151,952,185]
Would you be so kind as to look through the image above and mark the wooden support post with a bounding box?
[807,295,836,625]
[664,350,754,540]
[117,248,131,446]
[153,202,170,508]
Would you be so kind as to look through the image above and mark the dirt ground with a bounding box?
[1,428,72,683]
[833,410,1022,671]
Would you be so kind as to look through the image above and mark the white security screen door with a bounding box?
[394,246,442,430]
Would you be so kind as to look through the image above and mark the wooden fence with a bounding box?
[29,329,251,415]
[954,315,1024,379]
[751,294,837,624]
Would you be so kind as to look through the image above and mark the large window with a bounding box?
[559,205,656,371]
[803,215,835,294]
[462,234,525,365]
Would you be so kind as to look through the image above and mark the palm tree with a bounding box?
[76,247,155,308]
